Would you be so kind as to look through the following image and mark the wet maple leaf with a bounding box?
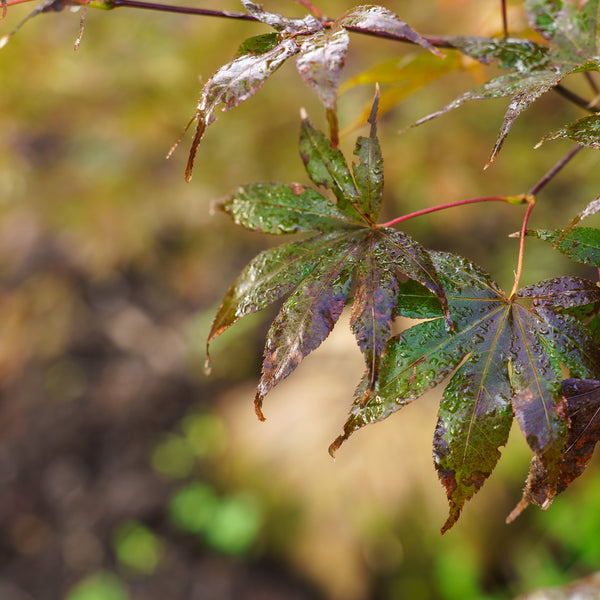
[508,378,600,522]
[330,251,600,532]
[207,111,448,419]
[409,0,600,166]
[184,2,440,179]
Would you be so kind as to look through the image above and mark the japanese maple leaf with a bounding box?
[507,378,600,522]
[184,2,439,179]
[330,251,600,532]
[410,0,600,166]
[207,113,448,419]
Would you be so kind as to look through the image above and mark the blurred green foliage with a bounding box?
[66,572,130,600]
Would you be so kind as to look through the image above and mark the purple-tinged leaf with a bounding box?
[211,118,448,423]
[517,276,600,309]
[435,317,513,533]
[332,252,600,531]
[299,116,365,223]
[409,67,574,167]
[528,227,600,267]
[254,237,358,418]
[296,28,350,112]
[332,252,508,451]
[241,0,323,34]
[349,228,447,386]
[511,304,569,495]
[538,114,600,149]
[350,234,399,387]
[218,182,358,234]
[186,37,300,181]
[508,378,600,522]
[207,232,342,357]
[337,5,443,57]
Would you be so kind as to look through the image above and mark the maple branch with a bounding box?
[501,0,508,38]
[554,84,600,113]
[528,144,583,197]
[104,0,257,20]
[378,195,526,228]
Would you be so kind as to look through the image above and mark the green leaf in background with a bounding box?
[170,483,262,556]
[208,113,448,419]
[113,521,163,574]
[66,572,130,600]
[528,227,600,266]
[409,0,600,166]
[331,252,600,532]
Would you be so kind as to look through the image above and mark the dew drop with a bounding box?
[204,356,212,376]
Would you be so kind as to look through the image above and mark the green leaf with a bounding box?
[236,33,282,57]
[299,116,364,221]
[408,0,600,166]
[217,182,357,233]
[209,119,448,419]
[352,101,384,221]
[525,0,600,57]
[296,28,350,112]
[539,114,600,149]
[528,227,600,266]
[410,67,574,167]
[331,252,600,531]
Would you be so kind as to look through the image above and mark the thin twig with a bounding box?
[501,0,508,38]
[378,195,525,228]
[528,144,583,197]
[509,196,535,298]
[508,144,584,297]
[554,84,600,112]
[108,0,257,20]
[294,0,323,19]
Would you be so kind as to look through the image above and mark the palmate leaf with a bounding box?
[207,115,448,419]
[185,2,440,178]
[409,0,600,167]
[508,378,600,522]
[330,252,600,532]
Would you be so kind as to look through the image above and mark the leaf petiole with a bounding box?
[378,194,527,229]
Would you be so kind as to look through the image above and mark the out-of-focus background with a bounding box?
[1,1,599,598]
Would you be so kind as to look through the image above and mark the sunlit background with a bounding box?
[1,0,600,598]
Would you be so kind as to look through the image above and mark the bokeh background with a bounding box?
[1,0,600,598]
